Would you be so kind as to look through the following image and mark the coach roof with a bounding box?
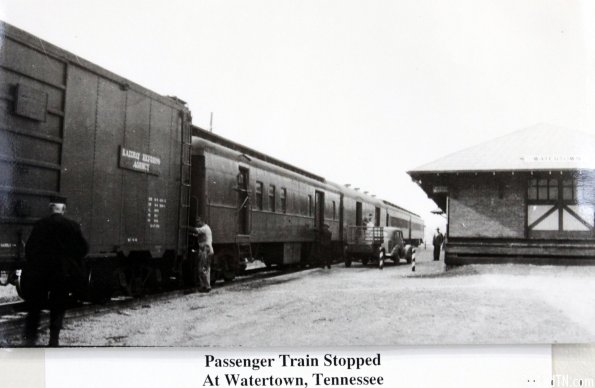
[408,124,595,175]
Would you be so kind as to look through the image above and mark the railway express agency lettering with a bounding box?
[119,146,161,175]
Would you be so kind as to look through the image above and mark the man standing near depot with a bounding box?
[21,196,88,347]
[432,227,444,261]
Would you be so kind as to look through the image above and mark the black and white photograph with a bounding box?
[1,0,595,352]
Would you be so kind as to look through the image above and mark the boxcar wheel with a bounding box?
[344,257,352,267]
[361,258,369,266]
[88,264,113,304]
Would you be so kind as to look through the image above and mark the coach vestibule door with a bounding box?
[237,167,250,234]
[190,155,206,226]
[315,191,325,229]
[339,195,344,241]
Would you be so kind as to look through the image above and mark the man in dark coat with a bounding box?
[432,227,444,261]
[320,224,332,269]
[21,196,88,347]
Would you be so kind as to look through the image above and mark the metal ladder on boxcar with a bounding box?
[177,110,193,262]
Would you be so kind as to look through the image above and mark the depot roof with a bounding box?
[408,124,595,175]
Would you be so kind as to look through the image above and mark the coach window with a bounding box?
[308,195,313,217]
[281,188,287,213]
[269,185,276,212]
[256,181,263,210]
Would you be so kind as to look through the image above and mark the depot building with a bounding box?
[408,124,595,265]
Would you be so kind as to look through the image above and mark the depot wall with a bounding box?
[448,175,525,238]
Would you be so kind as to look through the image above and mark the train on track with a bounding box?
[0,21,424,301]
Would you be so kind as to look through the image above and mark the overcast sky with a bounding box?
[2,0,594,240]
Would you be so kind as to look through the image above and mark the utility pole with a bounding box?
[210,112,213,132]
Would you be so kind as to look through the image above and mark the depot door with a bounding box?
[237,167,250,234]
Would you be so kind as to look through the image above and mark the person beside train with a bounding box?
[193,217,214,293]
[432,227,445,261]
[319,224,332,269]
[366,214,375,228]
[21,196,89,347]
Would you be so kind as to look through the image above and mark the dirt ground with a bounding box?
[5,248,595,346]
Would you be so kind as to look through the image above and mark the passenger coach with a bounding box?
[191,127,424,280]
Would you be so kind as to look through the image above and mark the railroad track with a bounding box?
[0,264,310,346]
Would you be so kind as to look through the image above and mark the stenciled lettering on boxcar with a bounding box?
[147,196,166,229]
[118,145,161,175]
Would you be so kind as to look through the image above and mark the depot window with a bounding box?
[562,179,575,201]
[269,184,276,212]
[256,181,263,210]
[527,177,575,202]
[308,195,313,217]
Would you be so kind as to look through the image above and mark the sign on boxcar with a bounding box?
[118,146,161,176]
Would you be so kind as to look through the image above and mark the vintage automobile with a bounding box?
[344,226,414,269]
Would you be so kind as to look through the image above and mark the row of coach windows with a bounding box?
[527,178,575,202]
[253,182,335,219]
[255,181,288,213]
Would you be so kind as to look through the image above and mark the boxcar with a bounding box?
[0,21,192,299]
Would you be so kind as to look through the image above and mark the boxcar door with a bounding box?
[356,202,362,226]
[315,191,325,229]
[237,167,250,234]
